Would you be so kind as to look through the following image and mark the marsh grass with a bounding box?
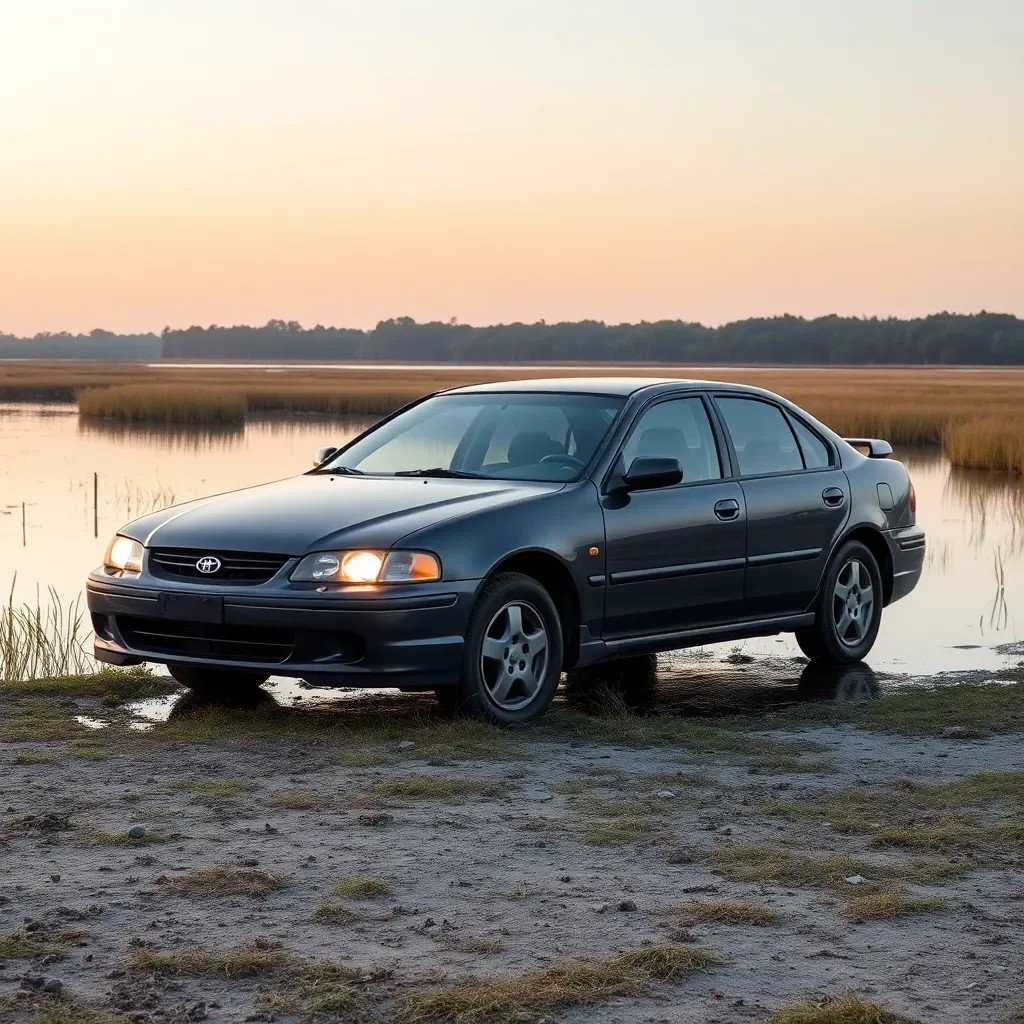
[0,932,69,959]
[133,940,284,977]
[77,827,174,847]
[369,774,504,801]
[313,901,365,924]
[0,581,92,683]
[768,682,1024,737]
[766,993,917,1024]
[765,771,1024,858]
[400,945,720,1023]
[161,865,287,897]
[709,842,965,890]
[662,899,779,926]
[166,777,254,800]
[0,362,1000,471]
[265,788,333,810]
[332,875,392,899]
[1,667,168,699]
[843,890,947,921]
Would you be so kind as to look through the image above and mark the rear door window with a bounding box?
[716,397,804,476]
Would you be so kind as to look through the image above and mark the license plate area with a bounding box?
[158,592,224,624]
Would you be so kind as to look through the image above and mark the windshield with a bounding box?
[321,392,624,482]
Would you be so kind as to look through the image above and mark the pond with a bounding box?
[2,403,1022,687]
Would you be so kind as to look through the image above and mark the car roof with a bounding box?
[443,377,761,398]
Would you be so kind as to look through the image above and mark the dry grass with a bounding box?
[843,890,947,921]
[332,875,392,899]
[166,777,253,800]
[662,899,779,926]
[133,940,285,977]
[265,788,333,810]
[161,865,287,897]
[369,774,503,801]
[766,771,1024,858]
[708,842,965,889]
[770,682,1024,737]
[400,945,721,1022]
[313,901,365,924]
[4,362,1024,470]
[0,932,69,959]
[34,1006,137,1024]
[766,992,917,1023]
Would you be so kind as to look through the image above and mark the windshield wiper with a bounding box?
[321,465,364,475]
[393,467,487,479]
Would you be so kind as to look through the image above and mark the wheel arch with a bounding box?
[831,525,894,606]
[486,549,582,670]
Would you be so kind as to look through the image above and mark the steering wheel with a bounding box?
[539,453,586,471]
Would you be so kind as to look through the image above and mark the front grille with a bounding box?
[118,616,294,664]
[150,548,290,584]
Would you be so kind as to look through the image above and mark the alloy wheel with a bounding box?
[832,558,874,646]
[479,600,549,711]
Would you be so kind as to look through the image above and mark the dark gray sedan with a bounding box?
[87,378,925,723]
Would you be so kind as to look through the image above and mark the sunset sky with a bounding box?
[2,0,1022,335]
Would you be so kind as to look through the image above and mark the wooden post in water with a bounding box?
[22,502,26,546]
[93,472,98,538]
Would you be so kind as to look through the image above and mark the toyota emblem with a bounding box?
[196,556,222,574]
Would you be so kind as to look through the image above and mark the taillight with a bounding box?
[908,481,917,523]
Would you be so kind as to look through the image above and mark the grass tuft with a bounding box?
[166,777,253,800]
[133,940,284,977]
[161,865,287,898]
[766,992,917,1023]
[313,901,365,924]
[0,932,68,959]
[400,944,720,1022]
[333,875,392,899]
[844,890,948,921]
[370,774,502,801]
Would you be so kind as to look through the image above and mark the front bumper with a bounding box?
[884,525,926,604]
[86,573,479,688]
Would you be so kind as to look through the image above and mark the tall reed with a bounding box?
[77,385,246,425]
[943,418,1024,474]
[0,578,94,683]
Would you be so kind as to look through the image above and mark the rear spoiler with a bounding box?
[843,437,893,458]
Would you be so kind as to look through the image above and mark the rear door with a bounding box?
[712,395,849,616]
[600,394,746,638]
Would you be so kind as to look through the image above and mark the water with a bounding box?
[2,403,1022,683]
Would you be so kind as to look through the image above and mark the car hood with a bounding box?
[122,473,563,554]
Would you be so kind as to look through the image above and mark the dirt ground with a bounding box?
[1,657,1022,1024]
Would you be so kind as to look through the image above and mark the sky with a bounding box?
[1,0,1022,335]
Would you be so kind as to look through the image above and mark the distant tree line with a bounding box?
[4,313,1024,364]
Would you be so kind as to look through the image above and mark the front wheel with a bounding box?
[438,572,563,725]
[795,540,883,665]
[167,664,269,696]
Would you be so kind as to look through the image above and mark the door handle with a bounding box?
[822,487,845,508]
[714,498,741,521]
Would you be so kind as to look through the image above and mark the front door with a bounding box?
[600,395,746,639]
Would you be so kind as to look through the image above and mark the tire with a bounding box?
[795,540,883,665]
[438,572,564,725]
[167,664,269,696]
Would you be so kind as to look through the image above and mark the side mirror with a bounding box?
[623,456,682,491]
[313,446,338,468]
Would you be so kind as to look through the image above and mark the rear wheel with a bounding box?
[436,572,563,725]
[167,664,269,696]
[795,540,882,665]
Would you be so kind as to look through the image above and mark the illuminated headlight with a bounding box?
[104,535,144,574]
[291,550,440,584]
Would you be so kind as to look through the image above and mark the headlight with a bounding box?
[104,535,144,574]
[291,550,440,584]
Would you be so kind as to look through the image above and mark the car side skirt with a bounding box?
[576,612,815,666]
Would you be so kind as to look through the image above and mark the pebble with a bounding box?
[844,875,866,885]
[655,790,676,799]
[616,899,637,912]
[397,741,415,750]
[42,979,63,994]
[127,825,146,839]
